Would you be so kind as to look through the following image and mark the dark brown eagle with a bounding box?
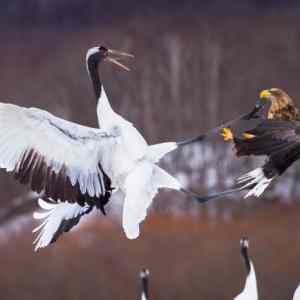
[260,88,300,120]
[221,88,300,141]
[195,88,300,203]
[180,88,300,146]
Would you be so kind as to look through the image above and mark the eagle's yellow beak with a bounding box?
[260,89,271,99]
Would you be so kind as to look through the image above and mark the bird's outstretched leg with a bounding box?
[177,105,262,146]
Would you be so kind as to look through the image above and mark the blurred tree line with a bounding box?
[0,7,300,221]
[0,5,300,300]
[0,0,299,27]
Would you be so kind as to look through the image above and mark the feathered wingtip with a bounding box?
[33,198,92,251]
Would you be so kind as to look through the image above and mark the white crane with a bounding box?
[140,269,149,300]
[234,237,258,300]
[0,45,201,251]
[232,237,300,300]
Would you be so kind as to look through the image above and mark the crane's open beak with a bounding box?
[106,49,134,71]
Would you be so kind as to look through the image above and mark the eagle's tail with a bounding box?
[237,167,274,198]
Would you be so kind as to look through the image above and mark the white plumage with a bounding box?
[237,167,273,198]
[122,162,181,239]
[0,103,111,197]
[33,199,91,251]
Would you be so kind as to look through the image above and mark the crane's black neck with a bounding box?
[141,276,149,299]
[241,246,251,275]
[87,58,102,100]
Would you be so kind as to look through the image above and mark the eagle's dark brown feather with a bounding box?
[234,120,299,157]
[234,119,300,176]
[264,88,300,121]
[193,119,300,203]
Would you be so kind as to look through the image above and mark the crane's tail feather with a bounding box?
[122,165,182,240]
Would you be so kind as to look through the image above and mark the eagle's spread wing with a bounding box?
[234,120,300,162]
[233,120,300,197]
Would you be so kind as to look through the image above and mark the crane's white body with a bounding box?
[96,87,180,238]
[96,88,148,186]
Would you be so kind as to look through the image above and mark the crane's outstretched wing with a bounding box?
[0,103,113,206]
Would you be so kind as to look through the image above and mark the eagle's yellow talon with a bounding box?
[243,132,256,139]
[221,127,233,141]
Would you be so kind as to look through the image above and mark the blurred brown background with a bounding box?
[0,1,300,299]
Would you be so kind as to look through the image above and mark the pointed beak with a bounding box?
[259,89,271,99]
[107,49,134,58]
[106,48,134,71]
